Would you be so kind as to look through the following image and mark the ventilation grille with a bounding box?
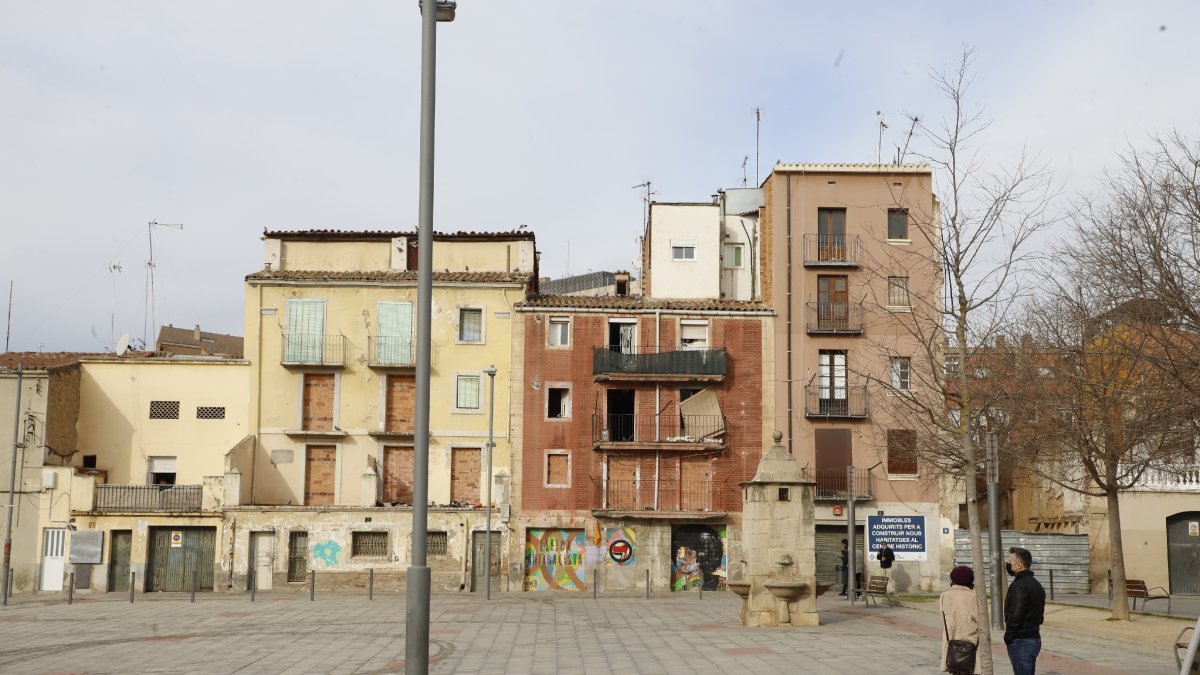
[196,406,226,420]
[149,401,180,419]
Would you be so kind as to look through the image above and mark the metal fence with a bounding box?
[592,413,726,444]
[804,385,869,418]
[953,530,1091,594]
[806,302,863,334]
[803,234,861,266]
[368,336,415,367]
[281,334,346,366]
[596,478,719,512]
[592,346,727,378]
[808,468,873,501]
[93,484,203,513]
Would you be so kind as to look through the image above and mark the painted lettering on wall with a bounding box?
[671,524,727,591]
[523,528,586,591]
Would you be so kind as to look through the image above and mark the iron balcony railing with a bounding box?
[93,484,203,513]
[281,334,347,366]
[593,346,727,378]
[807,468,873,501]
[803,234,861,266]
[806,302,864,334]
[804,384,869,418]
[595,477,718,512]
[1121,463,1200,492]
[368,335,415,367]
[592,413,727,445]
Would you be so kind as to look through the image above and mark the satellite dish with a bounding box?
[115,333,130,356]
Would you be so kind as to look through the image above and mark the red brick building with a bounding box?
[510,294,772,593]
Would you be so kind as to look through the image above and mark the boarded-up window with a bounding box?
[546,452,570,487]
[450,447,481,505]
[815,429,852,471]
[385,375,416,433]
[887,429,918,475]
[382,446,414,504]
[680,456,710,511]
[304,445,336,506]
[302,374,335,431]
[607,456,636,510]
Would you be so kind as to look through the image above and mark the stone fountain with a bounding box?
[735,431,819,627]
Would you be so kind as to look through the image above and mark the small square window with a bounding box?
[547,387,571,419]
[887,277,910,308]
[548,318,570,347]
[427,531,448,556]
[351,531,389,557]
[546,452,570,487]
[680,322,708,350]
[82,455,97,469]
[723,244,744,268]
[888,208,909,240]
[149,401,180,419]
[456,375,481,410]
[672,246,696,261]
[778,487,790,502]
[458,308,483,343]
[196,406,226,420]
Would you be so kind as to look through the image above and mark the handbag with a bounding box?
[942,600,978,673]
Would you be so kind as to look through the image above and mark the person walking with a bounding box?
[1004,546,1046,675]
[940,566,981,674]
[877,540,896,578]
[838,539,849,596]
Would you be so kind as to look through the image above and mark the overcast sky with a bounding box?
[2,2,1197,353]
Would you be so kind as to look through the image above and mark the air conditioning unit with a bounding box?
[499,504,512,523]
[41,470,58,490]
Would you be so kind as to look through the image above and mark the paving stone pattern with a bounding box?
[0,592,1176,674]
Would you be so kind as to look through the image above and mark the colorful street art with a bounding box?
[671,524,727,591]
[312,540,341,568]
[605,527,636,567]
[524,528,587,591]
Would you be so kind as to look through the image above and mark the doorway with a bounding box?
[817,275,849,330]
[817,350,848,414]
[108,530,132,592]
[471,531,501,592]
[250,531,275,591]
[606,389,635,442]
[1168,512,1200,594]
[39,528,67,591]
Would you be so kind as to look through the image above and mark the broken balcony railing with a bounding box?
[592,346,727,378]
[592,413,726,445]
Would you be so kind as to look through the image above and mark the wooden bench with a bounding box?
[1126,579,1171,614]
[858,575,894,608]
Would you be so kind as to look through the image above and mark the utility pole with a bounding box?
[987,432,1005,629]
[755,107,762,186]
[2,365,23,605]
[144,220,182,347]
[846,464,857,606]
[4,281,12,353]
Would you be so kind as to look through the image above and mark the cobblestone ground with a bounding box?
[0,591,1179,674]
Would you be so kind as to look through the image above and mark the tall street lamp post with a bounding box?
[407,1,455,674]
[484,365,496,601]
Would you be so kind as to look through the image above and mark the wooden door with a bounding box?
[817,276,849,329]
[108,530,132,592]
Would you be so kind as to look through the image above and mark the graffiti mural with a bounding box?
[524,528,587,591]
[671,524,727,591]
[312,540,341,568]
[605,528,636,567]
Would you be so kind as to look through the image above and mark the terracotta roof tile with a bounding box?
[246,269,533,284]
[157,326,245,358]
[0,352,101,369]
[261,228,535,242]
[516,295,772,313]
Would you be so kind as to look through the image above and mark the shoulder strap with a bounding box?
[941,596,949,640]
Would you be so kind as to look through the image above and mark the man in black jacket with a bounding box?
[1004,546,1045,675]
[877,540,896,577]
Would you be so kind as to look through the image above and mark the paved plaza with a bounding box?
[0,590,1186,674]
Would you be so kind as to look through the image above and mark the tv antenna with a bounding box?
[632,181,657,229]
[754,107,763,185]
[108,262,123,350]
[4,280,12,353]
[144,219,183,348]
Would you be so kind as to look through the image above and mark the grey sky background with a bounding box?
[2,2,1198,353]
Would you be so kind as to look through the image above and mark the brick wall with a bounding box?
[385,375,416,433]
[382,445,414,504]
[304,445,336,505]
[450,447,481,505]
[302,374,335,431]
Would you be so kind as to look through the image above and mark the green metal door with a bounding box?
[146,527,216,592]
[108,530,132,592]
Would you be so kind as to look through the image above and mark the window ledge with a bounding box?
[451,409,486,415]
[455,340,486,346]
[885,306,913,313]
[543,484,571,489]
[886,239,912,245]
[886,473,920,481]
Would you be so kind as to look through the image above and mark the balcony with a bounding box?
[808,468,873,501]
[806,302,863,334]
[804,385,869,418]
[592,477,728,518]
[281,334,347,367]
[803,234,861,267]
[93,484,203,513]
[592,413,726,450]
[1122,463,1200,492]
[593,346,727,382]
[368,336,415,369]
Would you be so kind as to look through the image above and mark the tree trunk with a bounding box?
[963,453,995,674]
[1106,489,1131,620]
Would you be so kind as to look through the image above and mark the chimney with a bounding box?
[194,325,202,341]
[614,270,631,297]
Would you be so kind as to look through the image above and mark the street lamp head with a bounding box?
[483,366,497,377]
[419,0,457,22]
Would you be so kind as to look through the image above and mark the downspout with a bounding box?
[654,310,661,510]
[786,176,795,455]
[250,283,264,505]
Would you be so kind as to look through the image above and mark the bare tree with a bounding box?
[862,49,1054,672]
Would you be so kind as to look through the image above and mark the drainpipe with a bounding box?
[250,284,264,505]
[785,176,794,455]
[654,310,661,510]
